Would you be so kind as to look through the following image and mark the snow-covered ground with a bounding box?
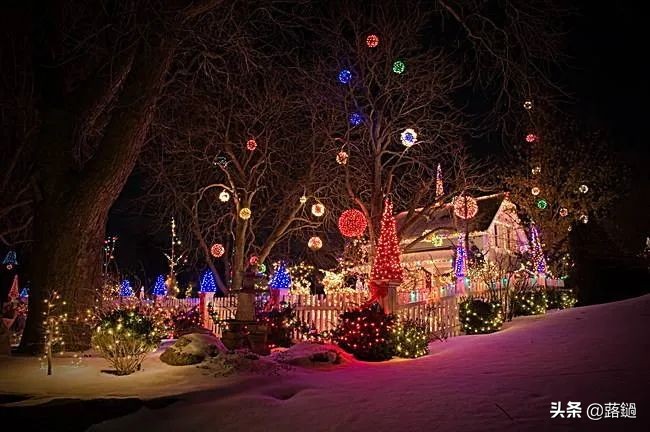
[2,295,649,431]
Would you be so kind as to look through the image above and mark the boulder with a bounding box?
[160,333,226,366]
[270,343,345,367]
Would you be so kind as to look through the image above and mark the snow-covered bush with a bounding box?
[333,303,395,361]
[513,290,548,316]
[160,333,225,365]
[546,289,577,310]
[459,298,503,334]
[392,319,430,358]
[92,307,163,375]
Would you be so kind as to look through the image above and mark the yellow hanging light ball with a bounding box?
[239,207,252,220]
[308,236,323,251]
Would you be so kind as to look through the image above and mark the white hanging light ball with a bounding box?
[219,190,230,202]
[400,128,418,147]
[239,207,252,220]
[299,195,307,204]
[308,236,323,251]
[579,184,589,194]
[311,203,326,217]
[531,187,540,196]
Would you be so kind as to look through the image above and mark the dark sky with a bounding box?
[109,1,650,278]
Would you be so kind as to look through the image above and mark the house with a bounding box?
[396,193,532,290]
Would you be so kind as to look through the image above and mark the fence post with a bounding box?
[200,292,214,330]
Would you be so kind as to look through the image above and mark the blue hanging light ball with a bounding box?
[338,69,352,84]
[349,112,363,126]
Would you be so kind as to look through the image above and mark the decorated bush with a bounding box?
[546,289,577,310]
[91,307,163,375]
[392,319,430,358]
[257,304,309,348]
[169,306,201,338]
[459,298,503,334]
[513,290,548,316]
[332,303,395,361]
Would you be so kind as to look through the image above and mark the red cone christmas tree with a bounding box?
[371,199,403,283]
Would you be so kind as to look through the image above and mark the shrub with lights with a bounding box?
[169,306,202,338]
[91,307,163,375]
[257,304,309,348]
[546,289,577,310]
[513,290,548,316]
[459,298,503,334]
[333,303,395,361]
[392,319,430,358]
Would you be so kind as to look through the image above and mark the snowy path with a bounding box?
[88,295,650,432]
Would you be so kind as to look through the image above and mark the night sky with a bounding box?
[108,1,649,280]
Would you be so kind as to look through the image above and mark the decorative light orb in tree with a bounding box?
[219,190,230,202]
[400,128,417,147]
[210,243,225,258]
[523,100,533,110]
[258,263,267,273]
[336,151,349,165]
[579,214,589,224]
[338,69,352,84]
[453,195,478,220]
[311,202,326,217]
[537,199,548,209]
[308,236,323,251]
[338,209,368,237]
[525,133,538,143]
[246,139,257,151]
[559,207,569,217]
[239,207,252,220]
[249,255,259,266]
[579,184,589,194]
[366,34,379,48]
[349,112,363,126]
[531,187,540,196]
[392,60,405,74]
[531,166,541,175]
[299,195,307,204]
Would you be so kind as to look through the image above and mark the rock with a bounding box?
[270,343,345,367]
[160,333,226,366]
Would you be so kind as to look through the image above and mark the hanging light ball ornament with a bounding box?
[349,112,363,126]
[308,236,323,251]
[249,255,259,266]
[336,151,349,165]
[531,187,541,196]
[537,199,548,209]
[210,243,225,258]
[239,207,252,220]
[311,203,326,217]
[219,190,230,202]
[338,69,352,84]
[453,195,479,220]
[559,207,569,217]
[579,214,589,224]
[392,60,406,74]
[532,166,541,175]
[525,133,538,143]
[246,139,257,151]
[366,34,379,48]
[338,209,368,237]
[579,184,589,194]
[299,195,307,204]
[400,128,418,147]
[257,263,267,273]
[523,100,533,110]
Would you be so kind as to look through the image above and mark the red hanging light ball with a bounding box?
[525,133,537,143]
[249,255,259,266]
[338,209,368,237]
[210,243,225,258]
[366,34,379,48]
[246,139,257,151]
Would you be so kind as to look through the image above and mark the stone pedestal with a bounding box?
[221,320,269,355]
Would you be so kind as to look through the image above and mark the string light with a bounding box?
[454,234,467,278]
[366,34,379,48]
[199,269,217,293]
[269,262,291,289]
[529,224,547,273]
[579,184,589,194]
[525,133,537,143]
[453,195,479,219]
[537,199,548,209]
[152,275,167,296]
[425,232,444,246]
[239,207,252,220]
[338,209,368,237]
[219,190,230,202]
[349,112,363,126]
[338,69,352,84]
[459,298,503,334]
[400,128,417,147]
[531,187,540,196]
[392,60,405,74]
[119,280,134,297]
[311,203,326,217]
[559,207,568,217]
[246,139,257,151]
[336,151,349,165]
[371,199,403,283]
[308,236,323,251]
[435,163,444,198]
[210,243,225,258]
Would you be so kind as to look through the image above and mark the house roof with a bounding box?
[397,193,506,241]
